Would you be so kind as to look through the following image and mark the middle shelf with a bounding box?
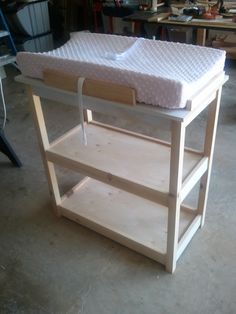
[46,122,205,205]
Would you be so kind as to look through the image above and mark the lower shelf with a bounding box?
[59,178,196,265]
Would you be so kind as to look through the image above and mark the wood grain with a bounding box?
[43,69,136,106]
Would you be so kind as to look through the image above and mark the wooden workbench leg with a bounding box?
[131,21,135,34]
[197,88,222,227]
[27,87,61,216]
[166,121,186,273]
[196,28,206,46]
[83,109,93,123]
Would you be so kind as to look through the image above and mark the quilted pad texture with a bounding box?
[17,32,226,108]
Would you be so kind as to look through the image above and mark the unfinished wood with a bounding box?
[166,121,186,273]
[46,123,201,200]
[59,178,196,263]
[60,177,90,203]
[27,88,61,215]
[43,69,136,106]
[191,18,236,29]
[186,72,225,111]
[181,204,198,215]
[196,28,206,46]
[148,12,170,22]
[183,77,228,127]
[16,73,226,273]
[49,125,82,147]
[197,88,222,227]
[15,75,217,123]
[155,18,236,31]
[177,215,201,261]
[180,157,208,202]
[83,109,93,123]
[92,120,203,155]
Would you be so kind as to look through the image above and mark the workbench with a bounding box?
[125,11,236,45]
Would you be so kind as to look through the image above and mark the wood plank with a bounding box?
[58,178,195,265]
[166,120,185,273]
[186,72,225,111]
[177,215,201,260]
[49,125,82,147]
[181,157,208,202]
[91,120,203,155]
[197,88,222,227]
[196,28,206,46]
[181,204,198,214]
[60,177,90,202]
[13,75,193,122]
[46,149,169,206]
[148,12,171,22]
[46,123,201,197]
[191,18,236,29]
[15,74,227,126]
[27,88,61,215]
[156,18,236,30]
[43,69,136,106]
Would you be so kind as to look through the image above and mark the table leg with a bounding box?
[196,28,206,46]
[27,87,61,216]
[197,88,222,227]
[166,120,186,273]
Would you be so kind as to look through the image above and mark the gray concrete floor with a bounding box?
[0,61,235,314]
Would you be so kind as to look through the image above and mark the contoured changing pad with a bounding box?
[16,32,226,109]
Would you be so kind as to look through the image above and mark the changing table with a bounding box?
[16,33,227,273]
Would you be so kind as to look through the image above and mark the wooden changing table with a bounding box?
[16,71,227,273]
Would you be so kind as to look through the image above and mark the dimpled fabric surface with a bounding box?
[16,32,226,108]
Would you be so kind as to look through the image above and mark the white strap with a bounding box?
[77,77,87,146]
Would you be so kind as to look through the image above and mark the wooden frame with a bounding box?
[16,72,226,273]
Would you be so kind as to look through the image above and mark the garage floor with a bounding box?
[0,61,236,314]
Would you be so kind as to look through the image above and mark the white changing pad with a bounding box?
[16,32,226,109]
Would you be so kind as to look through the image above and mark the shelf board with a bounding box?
[47,123,202,204]
[59,178,196,263]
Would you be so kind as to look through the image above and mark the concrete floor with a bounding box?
[0,60,236,314]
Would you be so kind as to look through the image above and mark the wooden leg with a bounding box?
[83,109,93,123]
[108,16,113,34]
[166,121,186,273]
[197,88,222,227]
[196,28,206,46]
[27,87,61,216]
[131,22,135,34]
[132,21,141,36]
